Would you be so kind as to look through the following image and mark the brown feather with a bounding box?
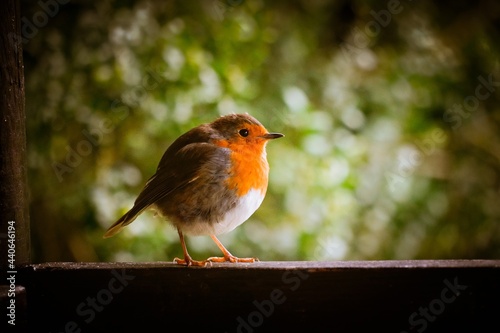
[104,124,227,238]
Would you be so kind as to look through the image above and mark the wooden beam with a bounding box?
[18,260,500,332]
[0,0,30,269]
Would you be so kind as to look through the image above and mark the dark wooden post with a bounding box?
[0,0,30,270]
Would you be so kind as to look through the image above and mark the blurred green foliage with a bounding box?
[23,0,500,262]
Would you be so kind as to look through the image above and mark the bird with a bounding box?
[104,113,284,266]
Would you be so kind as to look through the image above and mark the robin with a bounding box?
[104,113,283,266]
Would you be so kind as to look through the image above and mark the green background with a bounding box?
[24,0,500,262]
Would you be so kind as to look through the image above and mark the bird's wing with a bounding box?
[104,142,228,238]
[135,142,226,211]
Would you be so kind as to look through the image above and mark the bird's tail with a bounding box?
[103,205,147,238]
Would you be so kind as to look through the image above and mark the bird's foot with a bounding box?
[174,256,211,267]
[206,255,259,263]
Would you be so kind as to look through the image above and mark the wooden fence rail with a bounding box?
[1,260,498,333]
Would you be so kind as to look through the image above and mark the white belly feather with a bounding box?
[180,188,265,236]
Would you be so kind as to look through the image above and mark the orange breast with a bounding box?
[216,141,270,197]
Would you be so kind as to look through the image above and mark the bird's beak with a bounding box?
[260,133,284,140]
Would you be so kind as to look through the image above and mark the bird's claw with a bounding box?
[174,257,212,267]
[206,255,259,263]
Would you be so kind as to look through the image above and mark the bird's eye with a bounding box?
[239,129,249,137]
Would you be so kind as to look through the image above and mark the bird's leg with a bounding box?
[206,235,259,263]
[174,229,209,267]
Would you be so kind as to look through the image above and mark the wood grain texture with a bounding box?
[0,0,30,268]
[17,260,500,333]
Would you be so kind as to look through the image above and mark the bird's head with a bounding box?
[211,114,284,150]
